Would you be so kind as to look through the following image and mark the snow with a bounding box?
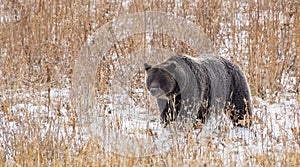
[1,3,299,165]
[1,87,299,164]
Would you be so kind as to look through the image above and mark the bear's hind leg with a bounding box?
[231,72,252,127]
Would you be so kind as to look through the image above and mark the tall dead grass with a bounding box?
[219,0,300,100]
[0,0,299,166]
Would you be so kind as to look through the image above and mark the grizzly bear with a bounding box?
[144,54,252,128]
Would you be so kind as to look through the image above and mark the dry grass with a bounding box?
[0,0,299,166]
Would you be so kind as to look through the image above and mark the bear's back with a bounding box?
[194,54,232,108]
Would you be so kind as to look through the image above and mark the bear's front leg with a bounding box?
[157,98,170,126]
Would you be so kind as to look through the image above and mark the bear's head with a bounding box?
[144,62,177,99]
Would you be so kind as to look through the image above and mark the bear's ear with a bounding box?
[166,62,176,72]
[144,63,152,71]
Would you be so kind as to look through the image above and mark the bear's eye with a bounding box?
[146,77,153,89]
[159,77,167,86]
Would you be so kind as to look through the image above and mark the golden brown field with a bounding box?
[0,0,299,166]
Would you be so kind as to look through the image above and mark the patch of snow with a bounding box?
[1,88,299,164]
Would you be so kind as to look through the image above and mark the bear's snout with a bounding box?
[150,88,161,97]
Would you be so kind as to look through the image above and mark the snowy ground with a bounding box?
[1,87,299,165]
